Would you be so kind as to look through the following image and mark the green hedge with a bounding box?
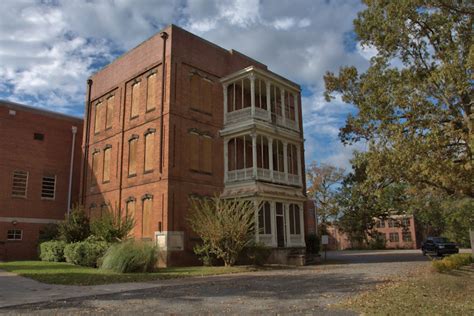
[432,253,473,272]
[39,240,67,262]
[100,240,157,273]
[64,238,110,267]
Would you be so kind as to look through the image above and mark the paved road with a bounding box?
[0,250,445,315]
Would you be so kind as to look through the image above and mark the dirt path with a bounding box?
[0,250,432,315]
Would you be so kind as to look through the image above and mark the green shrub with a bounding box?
[306,233,320,254]
[59,205,90,243]
[64,237,109,267]
[100,240,157,273]
[245,242,271,266]
[39,240,67,262]
[432,253,473,272]
[193,242,216,266]
[38,224,59,243]
[90,209,135,243]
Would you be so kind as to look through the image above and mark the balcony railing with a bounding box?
[225,107,299,132]
[226,168,301,187]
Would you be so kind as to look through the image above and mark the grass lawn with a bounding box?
[0,261,265,286]
[337,266,474,315]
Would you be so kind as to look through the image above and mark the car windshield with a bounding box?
[433,237,449,243]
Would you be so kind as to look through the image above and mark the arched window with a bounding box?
[289,204,301,235]
[258,202,272,235]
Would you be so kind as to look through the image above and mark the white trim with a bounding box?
[0,217,63,224]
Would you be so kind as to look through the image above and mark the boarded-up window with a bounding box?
[190,72,213,114]
[103,146,111,182]
[126,199,136,219]
[12,170,28,198]
[41,175,56,199]
[128,137,138,176]
[146,73,157,112]
[201,136,212,173]
[94,101,103,133]
[91,151,100,186]
[131,81,141,118]
[142,197,153,238]
[106,95,114,129]
[144,131,155,172]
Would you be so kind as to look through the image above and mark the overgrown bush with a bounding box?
[193,242,216,266]
[187,196,259,266]
[39,240,67,262]
[432,253,473,273]
[368,237,386,250]
[38,224,59,243]
[90,209,134,243]
[100,240,157,273]
[244,242,271,266]
[64,237,109,267]
[306,233,320,254]
[59,205,90,243]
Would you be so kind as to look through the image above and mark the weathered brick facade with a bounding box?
[0,100,83,260]
[82,25,313,266]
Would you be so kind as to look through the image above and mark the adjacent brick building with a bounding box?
[81,25,312,266]
[0,100,83,260]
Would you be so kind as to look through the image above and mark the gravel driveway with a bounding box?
[0,250,432,315]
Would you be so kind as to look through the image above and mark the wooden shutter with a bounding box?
[41,175,56,199]
[94,102,102,133]
[128,139,137,175]
[201,136,213,173]
[189,133,200,171]
[190,74,200,109]
[142,198,152,237]
[131,82,140,118]
[103,147,111,182]
[91,152,100,186]
[106,95,114,129]
[144,132,155,172]
[201,78,213,113]
[146,73,157,111]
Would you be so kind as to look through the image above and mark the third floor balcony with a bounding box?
[221,66,301,132]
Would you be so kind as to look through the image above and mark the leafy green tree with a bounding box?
[58,204,90,243]
[187,197,259,266]
[324,0,473,198]
[306,162,345,232]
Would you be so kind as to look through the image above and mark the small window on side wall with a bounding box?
[7,229,22,240]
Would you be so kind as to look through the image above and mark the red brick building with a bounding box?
[81,25,312,266]
[0,100,83,260]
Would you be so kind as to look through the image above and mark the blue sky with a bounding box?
[0,0,374,170]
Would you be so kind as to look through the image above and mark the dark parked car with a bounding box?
[421,237,459,256]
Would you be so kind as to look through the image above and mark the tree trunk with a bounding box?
[470,228,474,256]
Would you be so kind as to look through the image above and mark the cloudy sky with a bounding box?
[0,0,372,170]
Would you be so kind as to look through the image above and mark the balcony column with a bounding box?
[281,88,286,124]
[223,84,228,124]
[283,141,288,182]
[293,92,299,129]
[271,201,277,247]
[296,143,302,186]
[266,81,271,121]
[299,202,305,246]
[252,133,257,178]
[268,137,274,181]
[249,74,256,118]
[255,200,260,243]
[224,138,229,183]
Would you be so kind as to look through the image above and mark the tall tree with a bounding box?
[324,0,473,198]
[306,162,345,231]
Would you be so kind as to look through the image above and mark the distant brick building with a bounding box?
[0,100,83,260]
[325,215,417,250]
[81,25,312,266]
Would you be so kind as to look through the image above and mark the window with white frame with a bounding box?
[402,231,412,242]
[389,232,399,242]
[41,175,56,199]
[12,170,28,198]
[258,202,271,234]
[7,229,22,240]
[289,204,301,235]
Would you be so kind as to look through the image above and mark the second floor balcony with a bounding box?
[221,67,301,132]
[224,133,303,187]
